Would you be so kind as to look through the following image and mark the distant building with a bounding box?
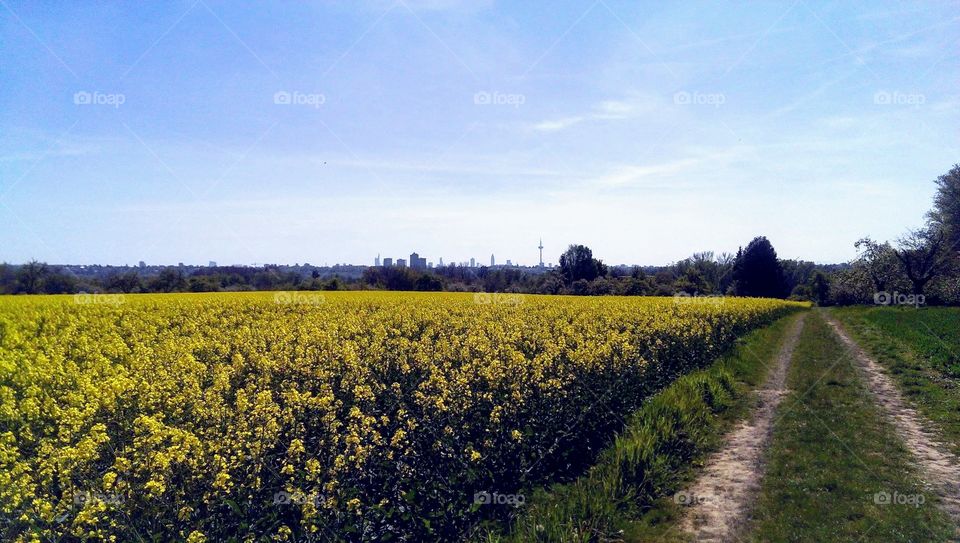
[397,258,407,268]
[470,257,475,268]
[138,261,146,268]
[490,254,495,266]
[438,257,444,267]
[506,259,512,266]
[375,254,381,266]
[409,252,427,270]
[383,257,393,267]
[208,261,217,267]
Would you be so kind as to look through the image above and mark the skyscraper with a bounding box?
[490,254,495,266]
[470,257,475,268]
[383,257,393,267]
[538,238,544,267]
[375,254,381,267]
[409,252,427,270]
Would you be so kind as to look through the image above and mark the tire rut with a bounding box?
[679,314,806,542]
[824,313,960,527]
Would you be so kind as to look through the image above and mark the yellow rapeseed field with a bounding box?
[0,292,804,541]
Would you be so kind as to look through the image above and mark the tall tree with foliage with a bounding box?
[928,164,960,254]
[731,236,786,298]
[558,244,605,284]
[810,271,831,305]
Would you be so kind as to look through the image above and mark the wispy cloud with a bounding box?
[531,95,661,133]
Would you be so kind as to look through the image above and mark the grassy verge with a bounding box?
[831,306,960,455]
[744,310,954,542]
[479,312,805,542]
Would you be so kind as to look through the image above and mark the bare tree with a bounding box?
[894,228,950,295]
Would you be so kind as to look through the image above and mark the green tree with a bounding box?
[731,237,786,298]
[854,237,903,293]
[149,267,188,292]
[810,271,831,305]
[928,164,960,253]
[558,244,603,284]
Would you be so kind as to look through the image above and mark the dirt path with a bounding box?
[679,314,805,542]
[824,313,960,525]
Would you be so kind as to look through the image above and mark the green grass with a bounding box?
[830,306,960,456]
[745,310,954,542]
[833,307,960,375]
[479,312,806,542]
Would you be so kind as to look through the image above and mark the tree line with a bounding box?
[2,164,956,304]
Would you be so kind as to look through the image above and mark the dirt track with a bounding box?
[825,314,960,526]
[679,314,805,542]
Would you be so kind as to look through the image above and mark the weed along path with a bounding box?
[825,313,960,526]
[679,314,806,542]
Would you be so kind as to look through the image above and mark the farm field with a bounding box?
[0,292,803,542]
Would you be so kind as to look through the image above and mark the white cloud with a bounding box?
[531,95,661,133]
[532,116,585,132]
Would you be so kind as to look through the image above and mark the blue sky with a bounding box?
[1,0,957,266]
